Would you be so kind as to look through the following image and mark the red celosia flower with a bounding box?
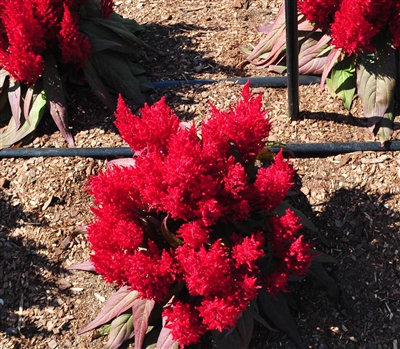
[198,295,244,331]
[86,84,314,347]
[201,82,271,164]
[114,95,181,153]
[268,209,302,259]
[126,241,176,301]
[299,0,342,29]
[58,4,91,68]
[0,1,46,82]
[390,3,400,47]
[231,231,265,271]
[100,0,114,19]
[176,220,210,249]
[285,236,313,276]
[176,240,233,297]
[253,150,295,212]
[163,301,207,347]
[263,268,289,295]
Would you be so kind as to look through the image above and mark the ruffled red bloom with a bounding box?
[201,82,271,164]
[285,236,313,276]
[263,268,289,295]
[115,95,181,153]
[87,84,314,347]
[299,0,342,29]
[232,231,265,271]
[100,0,114,19]
[390,3,400,47]
[268,209,302,259]
[58,4,91,68]
[177,221,210,249]
[176,240,233,297]
[163,301,207,347]
[126,241,176,301]
[254,150,295,212]
[0,1,46,82]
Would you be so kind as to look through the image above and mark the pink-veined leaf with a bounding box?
[78,287,139,335]
[298,34,331,75]
[155,320,179,349]
[245,3,287,61]
[23,84,35,125]
[66,261,96,272]
[105,313,134,349]
[0,90,46,148]
[132,298,155,349]
[8,78,21,130]
[356,45,396,138]
[320,47,342,91]
[376,105,394,144]
[43,52,74,147]
[106,157,136,168]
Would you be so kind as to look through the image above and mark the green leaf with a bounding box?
[79,19,140,56]
[212,327,243,349]
[161,216,182,248]
[0,89,46,148]
[237,303,255,348]
[105,313,134,349]
[132,298,155,349]
[43,52,74,147]
[274,201,318,232]
[92,324,111,340]
[89,17,159,54]
[78,287,139,335]
[310,249,338,265]
[356,44,396,136]
[82,59,115,110]
[89,50,146,106]
[327,55,356,110]
[258,290,305,349]
[307,261,339,301]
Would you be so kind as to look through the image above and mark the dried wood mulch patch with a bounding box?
[1,1,399,348]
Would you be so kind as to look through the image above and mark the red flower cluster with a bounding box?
[299,0,400,54]
[0,0,96,83]
[87,83,313,347]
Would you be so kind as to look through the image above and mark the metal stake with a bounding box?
[285,0,299,120]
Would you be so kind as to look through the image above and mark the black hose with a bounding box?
[152,76,321,89]
[1,142,399,159]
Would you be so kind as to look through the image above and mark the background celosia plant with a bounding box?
[0,0,156,148]
[244,0,400,144]
[69,83,339,349]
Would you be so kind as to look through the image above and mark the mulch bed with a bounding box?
[1,1,399,348]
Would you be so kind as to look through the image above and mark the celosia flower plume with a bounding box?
[87,83,313,347]
[0,0,92,83]
[299,0,400,53]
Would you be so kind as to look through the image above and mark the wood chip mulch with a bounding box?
[1,1,399,348]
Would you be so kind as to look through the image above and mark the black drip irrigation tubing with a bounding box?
[1,75,397,159]
[1,142,400,159]
[152,75,321,89]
